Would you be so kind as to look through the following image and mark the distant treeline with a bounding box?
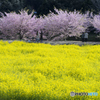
[0,0,100,15]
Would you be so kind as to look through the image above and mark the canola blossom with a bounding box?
[0,41,100,100]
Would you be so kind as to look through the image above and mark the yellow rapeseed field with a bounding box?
[0,40,100,100]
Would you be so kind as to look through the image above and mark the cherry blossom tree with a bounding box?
[39,9,90,40]
[0,10,40,40]
[90,13,100,33]
[0,8,91,41]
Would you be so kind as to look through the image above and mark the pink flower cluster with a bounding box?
[0,9,98,40]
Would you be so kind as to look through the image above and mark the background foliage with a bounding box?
[0,0,100,16]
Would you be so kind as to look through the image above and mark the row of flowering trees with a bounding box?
[0,9,100,41]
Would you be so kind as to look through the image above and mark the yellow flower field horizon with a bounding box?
[0,40,100,100]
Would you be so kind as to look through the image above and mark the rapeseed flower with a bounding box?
[0,41,100,100]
